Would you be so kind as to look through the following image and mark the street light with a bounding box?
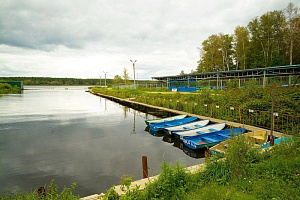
[130,60,137,89]
[103,71,108,87]
[99,76,102,87]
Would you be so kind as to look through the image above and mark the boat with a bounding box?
[149,116,198,131]
[164,119,210,135]
[260,137,293,148]
[173,122,226,140]
[182,128,246,149]
[145,114,187,126]
[210,131,267,155]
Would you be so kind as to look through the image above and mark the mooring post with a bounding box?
[142,156,148,178]
[270,90,275,146]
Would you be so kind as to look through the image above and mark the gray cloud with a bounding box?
[0,0,299,79]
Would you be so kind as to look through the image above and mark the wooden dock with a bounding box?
[91,91,285,138]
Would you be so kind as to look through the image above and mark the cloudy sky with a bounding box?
[0,0,299,80]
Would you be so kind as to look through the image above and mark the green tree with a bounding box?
[285,2,300,65]
[219,33,233,71]
[233,26,250,70]
[123,68,130,85]
[197,34,223,72]
[113,75,123,84]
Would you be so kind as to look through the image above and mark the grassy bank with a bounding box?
[105,135,300,200]
[92,85,300,134]
[0,83,21,94]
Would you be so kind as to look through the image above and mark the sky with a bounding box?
[0,0,299,80]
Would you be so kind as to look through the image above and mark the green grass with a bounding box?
[0,180,79,199]
[104,135,300,200]
[91,86,300,134]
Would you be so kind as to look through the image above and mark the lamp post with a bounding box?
[103,71,108,87]
[130,60,137,89]
[99,76,102,87]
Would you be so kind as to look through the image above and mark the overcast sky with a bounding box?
[0,0,299,79]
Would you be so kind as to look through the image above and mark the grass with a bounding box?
[0,180,79,200]
[92,85,300,134]
[103,135,300,200]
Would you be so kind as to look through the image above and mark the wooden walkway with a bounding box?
[91,91,285,138]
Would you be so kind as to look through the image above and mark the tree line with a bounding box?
[197,3,300,73]
[0,77,113,86]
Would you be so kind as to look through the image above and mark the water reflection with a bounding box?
[0,87,203,196]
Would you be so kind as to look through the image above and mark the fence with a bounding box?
[132,96,299,135]
[93,90,299,135]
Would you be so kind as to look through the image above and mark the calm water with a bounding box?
[0,86,203,196]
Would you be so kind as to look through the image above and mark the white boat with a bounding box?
[145,114,187,125]
[174,122,226,140]
[164,119,210,135]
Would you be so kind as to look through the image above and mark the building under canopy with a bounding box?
[151,65,300,91]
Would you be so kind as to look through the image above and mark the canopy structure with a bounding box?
[152,65,300,90]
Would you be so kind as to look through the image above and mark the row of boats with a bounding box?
[145,114,289,154]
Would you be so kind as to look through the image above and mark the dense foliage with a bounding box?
[0,83,21,94]
[105,136,300,200]
[197,3,300,72]
[0,77,112,86]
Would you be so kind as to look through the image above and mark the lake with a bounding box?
[0,86,204,197]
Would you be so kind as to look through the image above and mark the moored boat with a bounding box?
[260,137,293,148]
[150,116,198,131]
[183,128,246,149]
[164,119,210,135]
[174,122,226,140]
[145,114,187,126]
[210,131,267,155]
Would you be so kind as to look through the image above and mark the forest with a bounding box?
[197,3,300,73]
[0,77,112,86]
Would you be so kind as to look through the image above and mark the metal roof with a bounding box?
[152,65,300,81]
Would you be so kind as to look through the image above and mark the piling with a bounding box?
[142,156,148,178]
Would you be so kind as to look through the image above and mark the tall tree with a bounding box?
[285,2,300,65]
[233,26,250,70]
[197,34,223,72]
[123,68,130,85]
[113,75,123,84]
[219,33,233,71]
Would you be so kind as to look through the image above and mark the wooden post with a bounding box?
[270,90,274,146]
[142,156,148,178]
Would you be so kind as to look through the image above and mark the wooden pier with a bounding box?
[91,91,285,138]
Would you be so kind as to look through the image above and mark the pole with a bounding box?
[142,156,148,178]
[103,71,108,87]
[270,90,275,146]
[99,76,102,87]
[130,60,137,89]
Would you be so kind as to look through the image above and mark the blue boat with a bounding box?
[260,137,293,148]
[182,128,246,149]
[174,123,226,140]
[164,119,210,135]
[149,116,198,131]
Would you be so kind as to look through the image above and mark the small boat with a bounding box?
[145,114,187,126]
[260,137,293,148]
[174,122,226,140]
[164,119,210,135]
[183,128,246,149]
[150,116,198,131]
[210,131,267,155]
